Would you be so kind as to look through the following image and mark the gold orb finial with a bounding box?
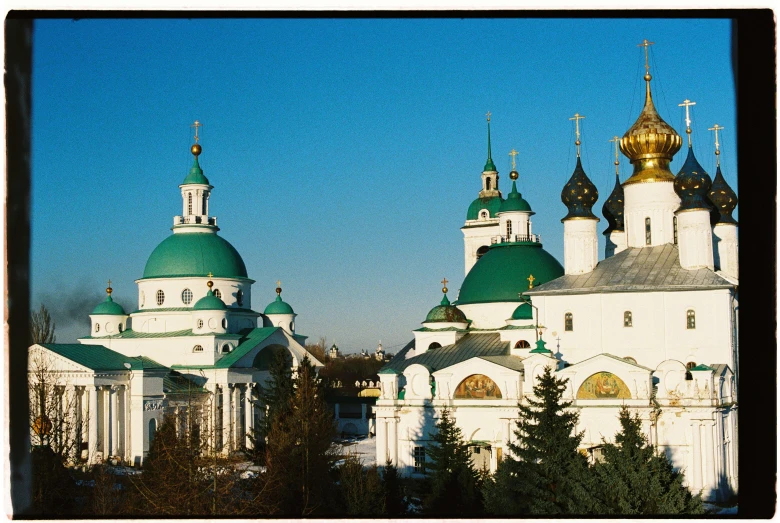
[510,170,519,180]
[276,280,282,296]
[191,143,202,156]
[206,272,214,289]
[106,279,112,296]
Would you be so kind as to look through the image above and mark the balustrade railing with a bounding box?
[174,215,217,226]
[491,233,541,244]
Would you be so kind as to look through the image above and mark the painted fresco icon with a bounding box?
[576,371,631,399]
[454,374,503,399]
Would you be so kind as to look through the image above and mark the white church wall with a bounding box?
[623,181,680,248]
[462,221,499,275]
[136,276,251,311]
[457,301,519,329]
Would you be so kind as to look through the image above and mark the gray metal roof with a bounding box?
[526,244,734,295]
[478,355,525,372]
[378,333,511,375]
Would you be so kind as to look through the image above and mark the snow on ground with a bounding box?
[338,435,377,467]
[704,503,738,515]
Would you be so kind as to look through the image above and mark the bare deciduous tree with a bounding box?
[30,304,56,345]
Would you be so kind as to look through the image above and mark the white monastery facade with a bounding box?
[29,135,321,467]
[375,51,738,501]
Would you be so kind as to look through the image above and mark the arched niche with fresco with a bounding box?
[454,374,502,399]
[576,371,631,399]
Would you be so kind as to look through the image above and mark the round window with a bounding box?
[213,289,221,299]
[156,290,165,306]
[94,323,100,333]
[193,345,204,353]
[105,322,113,333]
[181,288,193,305]
[197,319,204,329]
[236,290,244,306]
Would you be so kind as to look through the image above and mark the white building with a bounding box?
[375,58,738,501]
[29,135,322,467]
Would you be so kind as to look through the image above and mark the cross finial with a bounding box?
[708,124,724,165]
[509,149,519,171]
[527,274,535,289]
[569,113,585,157]
[191,120,202,143]
[486,111,491,122]
[638,39,655,76]
[441,278,449,294]
[609,136,620,176]
[678,99,696,146]
[106,279,112,295]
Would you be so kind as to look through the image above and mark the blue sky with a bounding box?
[30,17,737,353]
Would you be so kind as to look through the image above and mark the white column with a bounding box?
[222,385,232,452]
[563,218,599,275]
[713,223,738,280]
[376,418,387,465]
[233,385,241,447]
[88,386,98,464]
[503,419,512,456]
[691,421,702,492]
[123,384,130,462]
[244,385,253,449]
[703,420,716,497]
[387,418,398,465]
[111,386,120,457]
[677,209,714,270]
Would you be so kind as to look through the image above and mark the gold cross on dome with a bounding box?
[441,277,448,288]
[486,111,491,122]
[709,124,724,164]
[637,39,655,75]
[191,120,202,143]
[277,280,282,288]
[609,136,620,175]
[527,274,535,288]
[509,149,519,171]
[678,99,696,146]
[569,113,585,156]
[207,272,213,278]
[107,279,111,288]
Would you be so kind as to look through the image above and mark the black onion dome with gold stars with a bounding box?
[602,173,625,234]
[708,165,738,225]
[674,146,713,211]
[561,157,599,221]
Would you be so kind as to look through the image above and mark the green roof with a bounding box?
[690,363,714,371]
[511,302,534,320]
[457,242,564,305]
[466,195,503,221]
[379,333,511,375]
[498,181,533,213]
[37,344,167,372]
[82,328,201,340]
[215,327,279,368]
[264,295,295,315]
[142,232,248,279]
[194,290,227,310]
[181,156,211,185]
[529,338,552,354]
[91,295,127,316]
[424,294,467,323]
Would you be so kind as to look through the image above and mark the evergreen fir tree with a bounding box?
[338,456,386,516]
[423,408,483,516]
[265,356,338,516]
[251,349,294,462]
[592,406,705,515]
[486,365,594,515]
[382,459,405,517]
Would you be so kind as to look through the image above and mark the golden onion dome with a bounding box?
[620,77,683,185]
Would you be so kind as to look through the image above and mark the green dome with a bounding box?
[194,290,227,310]
[142,233,248,279]
[425,293,467,323]
[264,295,295,315]
[92,295,126,315]
[511,302,534,320]
[457,243,564,305]
[181,157,210,186]
[499,181,533,213]
[466,195,504,221]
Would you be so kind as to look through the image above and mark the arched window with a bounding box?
[687,309,696,329]
[193,345,204,353]
[624,311,632,327]
[94,323,100,333]
[506,221,512,237]
[222,318,227,329]
[476,245,489,259]
[428,342,442,350]
[673,216,678,245]
[623,356,637,364]
[118,323,123,333]
[565,312,573,331]
[202,195,207,214]
[156,290,165,306]
[187,193,193,215]
[486,178,492,191]
[213,289,221,299]
[181,288,193,305]
[197,319,204,329]
[515,340,531,348]
[236,290,244,307]
[645,217,652,245]
[149,418,157,445]
[685,361,696,380]
[222,344,231,353]
[479,210,488,220]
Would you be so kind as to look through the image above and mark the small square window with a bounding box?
[564,313,573,331]
[686,310,696,329]
[624,311,633,327]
